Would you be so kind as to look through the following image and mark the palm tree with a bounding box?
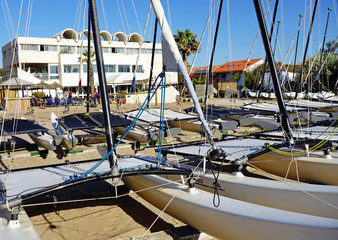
[325,40,338,55]
[174,29,200,67]
[79,50,95,96]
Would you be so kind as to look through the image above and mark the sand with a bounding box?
[0,98,251,239]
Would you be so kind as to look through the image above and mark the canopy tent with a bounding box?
[0,77,36,89]
[106,73,148,85]
[30,81,62,89]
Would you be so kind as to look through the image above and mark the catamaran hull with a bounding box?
[51,112,78,151]
[123,174,338,240]
[114,126,149,143]
[250,152,338,185]
[28,132,55,150]
[169,120,222,138]
[193,172,338,219]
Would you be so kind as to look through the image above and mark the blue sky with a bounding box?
[1,0,337,69]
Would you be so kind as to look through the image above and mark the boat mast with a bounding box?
[147,18,158,107]
[317,7,332,92]
[86,9,91,113]
[151,0,216,145]
[257,0,279,101]
[291,14,302,93]
[253,0,293,143]
[268,20,281,91]
[203,0,223,107]
[88,0,117,170]
[294,0,318,99]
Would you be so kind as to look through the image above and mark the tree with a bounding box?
[0,68,3,77]
[302,39,338,92]
[325,40,338,55]
[79,50,95,96]
[174,29,200,67]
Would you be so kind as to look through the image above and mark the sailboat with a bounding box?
[0,117,61,151]
[124,108,225,138]
[51,112,78,151]
[124,0,338,239]
[1,1,338,239]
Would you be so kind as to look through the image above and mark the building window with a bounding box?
[50,65,58,74]
[79,46,94,53]
[83,65,98,73]
[132,65,144,73]
[118,65,130,73]
[115,48,125,54]
[49,65,59,80]
[40,45,57,51]
[21,44,39,51]
[140,49,161,54]
[102,47,109,53]
[60,46,76,53]
[105,65,116,73]
[126,48,139,54]
[72,65,80,73]
[3,51,6,58]
[64,65,80,73]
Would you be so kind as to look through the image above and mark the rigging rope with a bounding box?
[100,0,108,31]
[116,0,125,32]
[266,117,338,156]
[120,0,130,34]
[131,0,142,33]
[157,73,166,166]
[65,73,165,183]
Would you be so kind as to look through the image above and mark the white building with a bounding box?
[2,28,178,95]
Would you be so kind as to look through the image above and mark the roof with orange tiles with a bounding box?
[189,65,221,75]
[212,59,263,73]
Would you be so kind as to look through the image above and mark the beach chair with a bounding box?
[46,98,54,106]
[54,97,61,106]
[67,97,72,105]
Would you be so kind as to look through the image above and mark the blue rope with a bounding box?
[65,73,165,183]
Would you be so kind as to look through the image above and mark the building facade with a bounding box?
[2,28,177,93]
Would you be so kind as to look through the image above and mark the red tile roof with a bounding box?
[212,59,263,73]
[189,65,221,75]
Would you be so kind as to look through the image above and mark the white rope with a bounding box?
[21,178,184,208]
[116,0,126,32]
[278,4,311,73]
[24,0,34,37]
[131,0,142,33]
[1,0,15,39]
[140,159,205,239]
[166,0,172,30]
[132,3,151,81]
[246,162,338,211]
[120,0,130,34]
[334,0,338,28]
[73,0,82,30]
[100,0,109,31]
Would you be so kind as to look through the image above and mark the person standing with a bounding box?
[68,90,72,104]
[93,92,98,105]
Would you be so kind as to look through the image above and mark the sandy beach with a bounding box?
[0,98,253,240]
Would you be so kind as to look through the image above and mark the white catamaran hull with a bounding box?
[169,120,223,138]
[114,126,149,143]
[250,151,338,185]
[28,132,55,150]
[193,172,338,219]
[51,112,78,151]
[123,174,338,240]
